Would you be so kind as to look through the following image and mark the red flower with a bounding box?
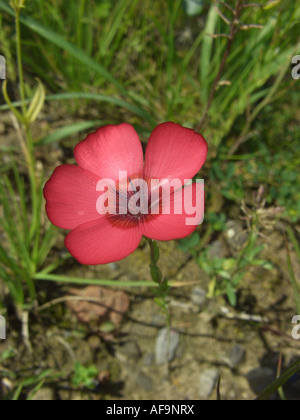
[44,122,208,265]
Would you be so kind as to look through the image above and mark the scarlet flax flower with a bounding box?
[44,122,208,265]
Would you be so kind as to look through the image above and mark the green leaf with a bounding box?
[152,241,160,263]
[25,78,46,124]
[150,264,162,283]
[263,0,282,10]
[226,285,237,307]
[178,232,200,251]
[37,121,102,146]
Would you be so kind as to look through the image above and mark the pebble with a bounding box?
[198,368,219,399]
[247,367,275,397]
[116,341,141,362]
[31,387,54,401]
[122,362,154,392]
[228,345,245,368]
[190,287,207,311]
[155,328,180,365]
[108,262,119,272]
[226,221,249,250]
[207,240,228,259]
[143,353,155,366]
[134,370,154,392]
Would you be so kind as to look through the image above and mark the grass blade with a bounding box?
[0,93,156,125]
[36,121,103,146]
[256,358,300,400]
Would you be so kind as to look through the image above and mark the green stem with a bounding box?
[26,126,39,245]
[146,238,171,329]
[15,6,37,304]
[15,9,26,116]
[77,0,86,49]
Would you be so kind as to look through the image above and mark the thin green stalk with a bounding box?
[14,2,38,246]
[256,358,300,401]
[276,354,287,401]
[285,234,300,315]
[286,226,300,263]
[15,9,26,116]
[34,273,160,288]
[146,238,171,329]
[76,0,86,49]
[14,3,38,304]
[25,127,39,245]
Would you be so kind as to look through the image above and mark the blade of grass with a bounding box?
[256,358,300,400]
[286,226,300,263]
[0,266,24,305]
[276,353,287,401]
[36,121,105,146]
[35,225,57,267]
[200,5,219,103]
[0,92,156,125]
[34,273,162,288]
[34,273,192,289]
[285,234,300,315]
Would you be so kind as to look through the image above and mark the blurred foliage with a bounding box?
[198,232,273,306]
[71,362,98,390]
[0,0,299,144]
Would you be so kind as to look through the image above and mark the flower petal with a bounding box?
[74,123,144,181]
[140,183,204,241]
[44,164,102,230]
[65,218,142,265]
[144,122,207,184]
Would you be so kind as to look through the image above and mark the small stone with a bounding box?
[31,387,54,401]
[225,221,249,250]
[191,287,207,310]
[108,262,119,272]
[134,370,154,392]
[247,367,275,396]
[143,353,155,366]
[228,345,245,368]
[117,341,141,362]
[207,240,228,259]
[122,362,154,392]
[198,368,219,399]
[155,328,180,365]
